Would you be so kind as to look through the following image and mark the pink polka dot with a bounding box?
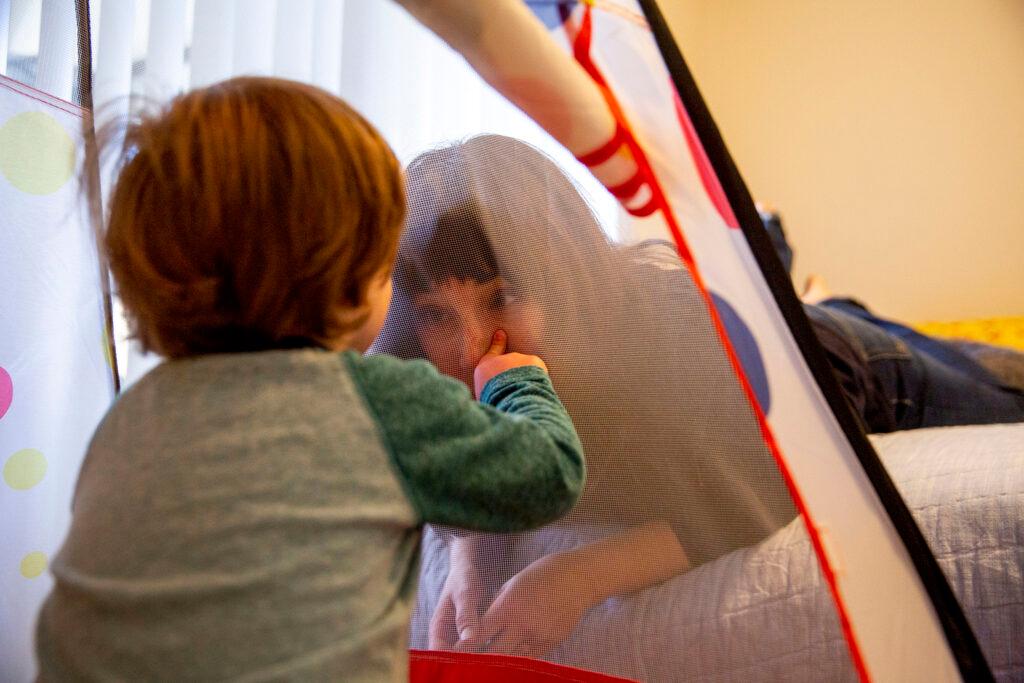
[0,367,11,420]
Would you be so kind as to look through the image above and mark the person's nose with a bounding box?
[457,315,496,371]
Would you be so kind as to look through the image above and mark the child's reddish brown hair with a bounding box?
[97,77,404,357]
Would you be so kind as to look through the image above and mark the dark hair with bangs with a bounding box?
[393,201,501,296]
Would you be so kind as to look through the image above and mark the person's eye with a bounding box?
[415,306,449,326]
[491,288,520,309]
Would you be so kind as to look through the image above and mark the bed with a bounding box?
[410,423,1024,681]
[917,317,1024,392]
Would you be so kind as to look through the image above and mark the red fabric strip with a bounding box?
[625,195,659,217]
[0,73,85,118]
[671,91,739,229]
[605,170,645,199]
[574,121,627,167]
[409,650,638,683]
[564,3,688,265]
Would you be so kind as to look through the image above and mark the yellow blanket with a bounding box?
[915,317,1024,351]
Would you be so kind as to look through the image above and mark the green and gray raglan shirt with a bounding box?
[35,349,584,683]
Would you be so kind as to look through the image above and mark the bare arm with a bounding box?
[549,522,690,605]
[464,522,689,656]
[393,0,609,149]
[391,0,637,187]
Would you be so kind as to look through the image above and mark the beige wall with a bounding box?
[661,0,1024,321]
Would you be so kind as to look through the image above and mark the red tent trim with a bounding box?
[670,90,740,229]
[409,649,639,683]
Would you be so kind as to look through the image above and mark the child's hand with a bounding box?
[473,330,548,399]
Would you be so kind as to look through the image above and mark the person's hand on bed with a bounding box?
[466,551,593,658]
[467,523,690,657]
[429,538,490,650]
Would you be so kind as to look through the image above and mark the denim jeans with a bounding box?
[806,299,1024,432]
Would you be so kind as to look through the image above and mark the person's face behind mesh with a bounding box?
[412,276,544,389]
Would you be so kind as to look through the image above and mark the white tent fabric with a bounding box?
[568,6,956,680]
[0,75,115,683]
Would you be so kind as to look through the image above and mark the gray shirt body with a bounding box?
[35,349,584,682]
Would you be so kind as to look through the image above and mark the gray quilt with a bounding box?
[411,423,1024,681]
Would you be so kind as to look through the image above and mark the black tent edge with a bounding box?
[635,0,992,679]
[75,0,121,395]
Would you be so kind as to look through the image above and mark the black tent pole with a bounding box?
[75,0,121,395]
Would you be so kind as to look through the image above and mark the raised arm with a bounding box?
[392,0,608,154]
[391,0,637,191]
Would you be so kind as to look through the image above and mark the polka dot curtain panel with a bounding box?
[0,74,115,682]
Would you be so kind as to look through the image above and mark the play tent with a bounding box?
[1,1,1020,681]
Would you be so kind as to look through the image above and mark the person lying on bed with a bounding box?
[373,134,1024,659]
[762,207,1024,431]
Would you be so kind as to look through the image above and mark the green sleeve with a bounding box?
[344,352,585,532]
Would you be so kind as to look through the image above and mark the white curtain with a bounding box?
[0,1,13,78]
[67,0,619,386]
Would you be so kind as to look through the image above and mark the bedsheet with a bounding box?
[411,423,1024,681]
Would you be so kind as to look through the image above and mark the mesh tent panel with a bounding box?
[371,134,852,680]
[381,0,986,680]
